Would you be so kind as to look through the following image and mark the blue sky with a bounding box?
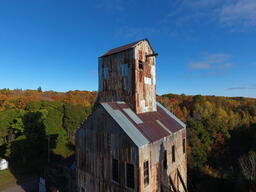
[0,0,255,97]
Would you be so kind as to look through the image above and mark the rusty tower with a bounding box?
[98,39,158,114]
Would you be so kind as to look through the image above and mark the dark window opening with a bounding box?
[126,163,135,188]
[183,138,186,154]
[139,60,143,70]
[81,187,85,192]
[144,161,149,186]
[172,145,175,163]
[112,158,119,183]
[163,150,167,169]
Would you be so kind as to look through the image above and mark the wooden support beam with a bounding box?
[169,176,178,192]
[177,168,188,192]
[146,53,159,57]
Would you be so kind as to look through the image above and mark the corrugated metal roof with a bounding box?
[101,101,185,146]
[123,108,143,124]
[101,103,149,147]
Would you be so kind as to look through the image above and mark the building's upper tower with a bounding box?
[98,39,158,114]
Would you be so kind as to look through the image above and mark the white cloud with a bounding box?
[188,53,233,70]
[163,0,256,32]
[220,0,256,27]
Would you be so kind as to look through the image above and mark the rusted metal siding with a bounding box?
[134,40,156,114]
[98,48,136,111]
[77,105,140,192]
[139,129,187,192]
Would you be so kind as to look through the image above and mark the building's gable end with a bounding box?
[101,102,149,147]
[133,39,154,55]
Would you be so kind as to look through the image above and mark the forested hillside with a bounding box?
[0,89,256,191]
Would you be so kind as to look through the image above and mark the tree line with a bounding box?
[0,89,256,191]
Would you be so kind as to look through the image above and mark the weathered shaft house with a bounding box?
[76,39,187,192]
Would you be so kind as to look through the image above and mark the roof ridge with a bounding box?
[99,39,148,57]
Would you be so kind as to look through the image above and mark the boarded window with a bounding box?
[172,145,175,163]
[144,161,149,186]
[112,158,119,183]
[163,150,167,169]
[126,163,135,188]
[102,67,109,79]
[183,138,186,154]
[122,78,128,90]
[120,64,128,76]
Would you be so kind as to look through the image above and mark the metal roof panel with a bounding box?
[101,103,149,147]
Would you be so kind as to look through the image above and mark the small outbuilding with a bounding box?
[76,39,187,192]
[0,158,8,170]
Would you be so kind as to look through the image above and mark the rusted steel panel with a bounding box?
[137,121,169,142]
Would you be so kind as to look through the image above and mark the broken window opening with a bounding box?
[139,60,143,70]
[144,161,149,186]
[112,158,119,183]
[163,150,167,169]
[126,163,135,188]
[183,138,186,154]
[172,145,175,163]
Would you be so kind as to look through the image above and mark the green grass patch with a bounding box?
[53,141,74,158]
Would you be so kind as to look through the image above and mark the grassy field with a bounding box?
[0,169,17,190]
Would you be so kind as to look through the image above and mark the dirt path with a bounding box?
[2,178,38,192]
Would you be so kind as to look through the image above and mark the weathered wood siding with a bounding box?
[98,39,157,114]
[76,105,140,192]
[139,129,187,192]
[98,49,136,110]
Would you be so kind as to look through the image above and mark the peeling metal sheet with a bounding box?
[144,77,152,85]
[123,108,143,124]
[101,103,149,147]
